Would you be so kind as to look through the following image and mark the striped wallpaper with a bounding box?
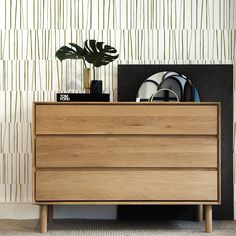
[0,0,235,203]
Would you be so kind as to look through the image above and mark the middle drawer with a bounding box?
[36,136,217,168]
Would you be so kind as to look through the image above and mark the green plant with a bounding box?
[55,40,119,68]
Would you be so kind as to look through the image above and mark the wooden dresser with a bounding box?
[33,102,221,233]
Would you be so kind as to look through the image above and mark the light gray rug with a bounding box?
[0,220,235,235]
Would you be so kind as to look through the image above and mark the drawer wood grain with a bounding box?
[35,104,217,135]
[36,137,217,168]
[36,170,218,201]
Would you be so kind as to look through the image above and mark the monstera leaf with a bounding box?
[55,40,119,68]
[84,40,119,67]
[55,43,86,62]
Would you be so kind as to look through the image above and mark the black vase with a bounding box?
[90,80,102,94]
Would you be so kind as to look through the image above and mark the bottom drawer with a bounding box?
[35,170,218,201]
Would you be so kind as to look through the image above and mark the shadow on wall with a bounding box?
[53,205,117,219]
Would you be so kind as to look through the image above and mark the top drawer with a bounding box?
[34,103,218,135]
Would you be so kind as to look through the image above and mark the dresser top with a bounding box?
[34,102,220,105]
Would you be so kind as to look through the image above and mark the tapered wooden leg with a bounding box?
[197,205,203,222]
[40,205,48,234]
[205,205,212,233]
[48,205,53,222]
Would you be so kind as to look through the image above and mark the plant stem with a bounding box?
[83,58,88,69]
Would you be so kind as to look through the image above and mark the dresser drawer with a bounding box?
[35,170,218,201]
[36,136,217,168]
[35,104,218,135]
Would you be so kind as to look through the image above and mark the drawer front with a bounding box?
[35,105,218,135]
[35,170,218,201]
[36,137,217,168]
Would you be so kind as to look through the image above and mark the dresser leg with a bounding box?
[205,205,212,233]
[48,205,53,222]
[197,205,203,222]
[40,205,48,234]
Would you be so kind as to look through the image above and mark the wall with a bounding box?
[0,0,235,219]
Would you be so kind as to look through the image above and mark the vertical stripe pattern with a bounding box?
[0,0,235,203]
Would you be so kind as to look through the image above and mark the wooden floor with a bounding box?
[0,219,235,235]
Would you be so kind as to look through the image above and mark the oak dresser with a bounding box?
[32,102,221,233]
